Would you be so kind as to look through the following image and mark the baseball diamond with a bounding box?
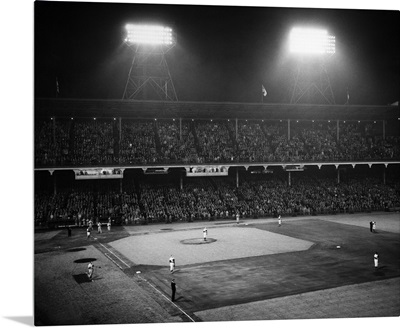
[34,213,400,325]
[29,3,400,328]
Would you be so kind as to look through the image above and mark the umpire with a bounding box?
[171,279,176,302]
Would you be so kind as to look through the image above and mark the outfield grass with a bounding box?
[34,213,400,325]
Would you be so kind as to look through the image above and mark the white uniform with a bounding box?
[203,228,208,241]
[169,256,175,273]
[236,213,239,224]
[87,262,94,280]
[374,253,379,268]
[87,228,91,238]
[278,215,282,227]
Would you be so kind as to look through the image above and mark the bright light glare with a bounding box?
[289,28,335,55]
[125,24,173,45]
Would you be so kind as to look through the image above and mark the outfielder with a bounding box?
[374,252,379,269]
[203,227,208,241]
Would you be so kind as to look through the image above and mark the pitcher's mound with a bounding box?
[180,238,217,245]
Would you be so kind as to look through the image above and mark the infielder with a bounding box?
[97,221,102,234]
[169,255,175,273]
[203,227,208,241]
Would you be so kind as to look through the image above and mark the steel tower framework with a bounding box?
[289,59,335,104]
[122,32,178,101]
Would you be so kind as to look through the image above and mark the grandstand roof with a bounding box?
[35,98,399,121]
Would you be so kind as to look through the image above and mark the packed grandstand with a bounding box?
[34,99,400,228]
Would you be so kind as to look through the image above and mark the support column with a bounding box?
[235,118,238,141]
[179,118,182,141]
[119,117,122,142]
[120,179,123,193]
[337,120,340,142]
[382,120,385,140]
[236,167,239,188]
[52,117,56,144]
[288,119,291,140]
[383,166,386,185]
[180,172,183,191]
[52,171,57,195]
[337,168,340,184]
[288,171,291,186]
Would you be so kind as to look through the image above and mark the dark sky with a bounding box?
[34,1,399,105]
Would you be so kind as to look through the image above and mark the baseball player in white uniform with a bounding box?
[203,227,208,241]
[87,262,94,281]
[374,252,379,269]
[169,255,175,273]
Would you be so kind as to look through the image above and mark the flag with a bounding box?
[262,84,267,97]
[56,77,60,94]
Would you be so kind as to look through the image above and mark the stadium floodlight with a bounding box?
[287,26,336,104]
[289,27,335,55]
[122,23,178,101]
[125,24,174,45]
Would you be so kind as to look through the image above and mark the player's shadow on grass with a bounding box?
[73,273,104,284]
[73,273,93,284]
[373,266,388,276]
[67,247,86,252]
[74,258,97,263]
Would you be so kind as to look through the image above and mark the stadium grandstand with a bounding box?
[34,98,400,228]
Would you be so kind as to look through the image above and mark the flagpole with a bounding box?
[56,77,60,98]
[261,84,267,103]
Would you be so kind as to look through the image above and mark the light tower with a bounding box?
[122,24,178,101]
[288,27,336,104]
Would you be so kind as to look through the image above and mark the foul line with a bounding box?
[98,242,130,269]
[97,242,195,321]
[137,274,196,322]
[104,253,123,270]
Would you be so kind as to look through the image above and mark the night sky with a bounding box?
[34,1,399,105]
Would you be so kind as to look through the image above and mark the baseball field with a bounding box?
[34,212,400,326]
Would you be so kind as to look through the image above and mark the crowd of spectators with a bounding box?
[157,120,199,164]
[119,120,158,165]
[236,121,272,162]
[195,121,236,163]
[34,173,400,227]
[35,119,72,166]
[71,120,116,165]
[35,118,400,166]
